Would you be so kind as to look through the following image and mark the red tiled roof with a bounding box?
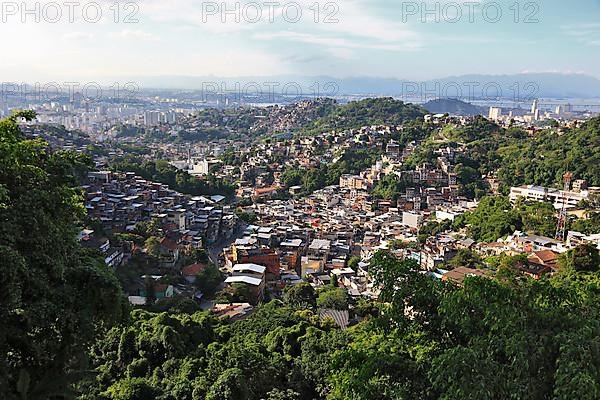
[442,267,488,286]
[254,187,278,195]
[534,250,558,263]
[182,263,208,276]
[154,283,169,292]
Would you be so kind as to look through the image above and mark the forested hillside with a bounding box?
[422,98,486,116]
[77,252,600,400]
[408,115,600,193]
[299,98,428,135]
[140,98,425,142]
[495,117,600,189]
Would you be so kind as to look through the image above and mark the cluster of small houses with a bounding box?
[154,223,597,323]
[235,126,466,204]
[78,171,236,304]
[75,119,599,324]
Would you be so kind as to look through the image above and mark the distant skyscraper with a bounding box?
[143,111,161,126]
[531,99,539,115]
[488,107,502,121]
[557,103,573,115]
[529,99,541,121]
[165,111,177,124]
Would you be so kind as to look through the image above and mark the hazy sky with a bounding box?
[1,0,600,82]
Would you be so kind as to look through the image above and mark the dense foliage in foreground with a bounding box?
[78,250,600,400]
[0,112,126,399]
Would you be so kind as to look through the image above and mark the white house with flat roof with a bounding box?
[224,263,267,304]
[510,185,588,208]
[232,263,267,276]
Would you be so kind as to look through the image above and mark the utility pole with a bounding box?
[555,171,573,242]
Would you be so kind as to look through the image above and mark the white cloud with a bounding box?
[136,0,420,48]
[62,32,94,41]
[255,30,419,50]
[561,23,600,46]
[111,29,158,41]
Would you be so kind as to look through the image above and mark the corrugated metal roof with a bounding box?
[225,276,263,286]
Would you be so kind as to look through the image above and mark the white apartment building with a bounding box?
[402,211,424,229]
[509,185,589,208]
[488,107,502,121]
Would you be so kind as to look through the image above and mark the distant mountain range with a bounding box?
[422,99,486,116]
[127,73,600,99]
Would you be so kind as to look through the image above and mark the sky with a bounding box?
[1,0,600,83]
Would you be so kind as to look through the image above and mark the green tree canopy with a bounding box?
[448,248,483,269]
[316,286,349,311]
[0,112,125,399]
[283,282,317,309]
[196,264,223,297]
[559,243,600,273]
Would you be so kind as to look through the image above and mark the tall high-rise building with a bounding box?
[166,111,177,124]
[531,99,539,115]
[488,107,502,121]
[556,103,573,115]
[143,111,161,126]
